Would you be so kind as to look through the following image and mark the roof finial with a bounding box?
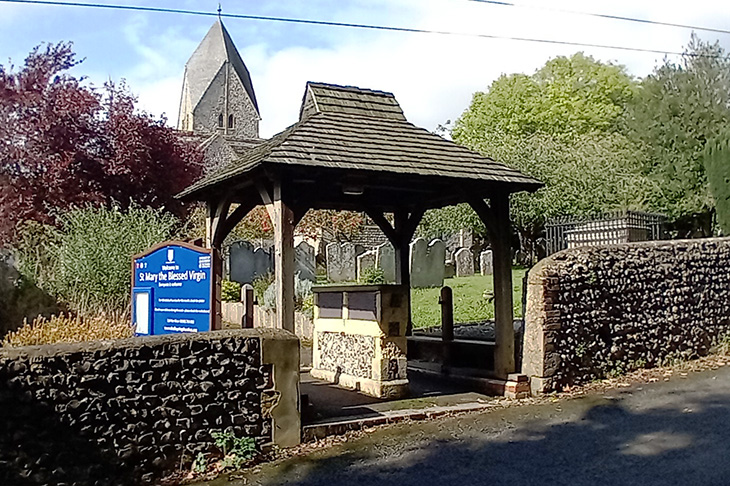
[217,3,222,20]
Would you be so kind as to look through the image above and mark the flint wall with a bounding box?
[0,328,299,485]
[523,237,730,394]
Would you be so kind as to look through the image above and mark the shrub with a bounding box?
[2,314,134,347]
[221,280,242,302]
[261,273,314,312]
[14,203,180,320]
[252,272,274,305]
[359,266,385,284]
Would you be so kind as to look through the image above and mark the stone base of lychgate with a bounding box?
[311,285,410,399]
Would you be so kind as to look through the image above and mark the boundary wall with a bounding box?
[523,237,730,394]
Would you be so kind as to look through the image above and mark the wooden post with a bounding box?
[468,193,515,379]
[270,180,295,333]
[242,283,254,329]
[440,286,454,371]
[490,195,514,379]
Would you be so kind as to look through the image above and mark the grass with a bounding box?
[411,268,527,329]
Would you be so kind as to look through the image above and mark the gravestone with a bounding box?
[375,243,396,283]
[326,242,364,282]
[295,241,316,282]
[229,241,274,284]
[410,238,445,288]
[409,238,428,287]
[444,260,455,279]
[454,248,474,277]
[357,250,377,282]
[480,249,493,276]
[424,239,446,287]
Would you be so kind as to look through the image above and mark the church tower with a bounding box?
[177,21,260,138]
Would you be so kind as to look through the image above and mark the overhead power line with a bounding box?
[0,0,726,59]
[469,0,730,37]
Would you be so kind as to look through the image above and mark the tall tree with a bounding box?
[703,133,730,235]
[438,53,645,262]
[625,35,730,236]
[0,42,202,244]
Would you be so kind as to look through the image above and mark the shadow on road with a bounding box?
[250,376,730,486]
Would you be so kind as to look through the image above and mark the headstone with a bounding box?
[424,239,446,287]
[409,238,428,287]
[454,248,474,277]
[229,241,274,284]
[480,249,494,276]
[410,238,445,288]
[326,242,363,282]
[444,260,455,279]
[295,241,316,282]
[357,250,377,282]
[375,243,396,283]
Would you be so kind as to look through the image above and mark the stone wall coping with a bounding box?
[312,284,407,293]
[0,328,297,360]
[528,236,730,284]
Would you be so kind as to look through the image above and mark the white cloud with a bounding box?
[122,0,730,136]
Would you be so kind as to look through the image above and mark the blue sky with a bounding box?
[1,0,729,137]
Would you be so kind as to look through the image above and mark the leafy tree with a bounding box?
[704,133,730,235]
[0,42,202,244]
[17,204,181,320]
[443,53,645,262]
[454,52,636,147]
[625,35,730,236]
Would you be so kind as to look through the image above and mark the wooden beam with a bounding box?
[468,194,515,379]
[213,191,261,247]
[293,207,309,227]
[365,209,398,246]
[206,197,231,249]
[269,178,295,333]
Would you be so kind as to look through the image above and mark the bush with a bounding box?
[261,273,314,313]
[252,272,274,305]
[2,314,134,347]
[15,204,180,320]
[359,266,385,284]
[221,280,242,302]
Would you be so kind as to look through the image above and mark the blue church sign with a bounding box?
[132,242,212,336]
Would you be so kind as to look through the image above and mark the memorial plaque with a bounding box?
[132,242,212,335]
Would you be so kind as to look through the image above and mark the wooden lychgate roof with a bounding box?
[178,82,542,212]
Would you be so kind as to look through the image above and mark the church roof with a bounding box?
[183,20,259,114]
[178,82,542,207]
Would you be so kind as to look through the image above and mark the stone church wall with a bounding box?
[192,64,258,138]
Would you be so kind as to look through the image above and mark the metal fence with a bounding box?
[545,211,666,256]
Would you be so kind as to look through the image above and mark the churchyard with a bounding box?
[1,13,730,486]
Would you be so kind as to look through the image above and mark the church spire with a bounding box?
[177,20,260,137]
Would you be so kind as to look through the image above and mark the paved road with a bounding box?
[206,365,730,486]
